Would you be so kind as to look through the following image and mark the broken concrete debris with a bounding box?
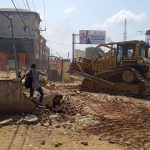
[41,140,45,145]
[43,122,49,127]
[0,81,150,150]
[55,142,62,147]
[0,79,63,113]
[23,114,39,123]
[81,141,88,146]
[0,118,13,125]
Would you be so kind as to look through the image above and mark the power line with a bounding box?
[31,0,37,12]
[42,0,46,29]
[25,0,46,36]
[41,0,70,49]
[41,0,52,51]
[25,0,31,10]
[49,40,71,47]
[43,31,71,47]
[41,0,50,46]
[14,0,20,8]
[25,0,36,28]
[56,52,62,58]
[11,0,34,38]
[45,32,51,47]
[22,0,36,36]
[22,0,27,10]
[43,32,71,53]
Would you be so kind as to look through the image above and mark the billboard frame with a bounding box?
[79,30,106,44]
[72,30,106,61]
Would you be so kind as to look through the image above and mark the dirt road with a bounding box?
[0,81,150,150]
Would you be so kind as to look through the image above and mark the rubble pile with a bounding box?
[80,96,150,150]
[0,81,150,150]
[50,83,150,150]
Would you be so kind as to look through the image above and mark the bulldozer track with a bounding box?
[79,67,150,97]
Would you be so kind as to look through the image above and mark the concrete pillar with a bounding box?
[62,59,70,82]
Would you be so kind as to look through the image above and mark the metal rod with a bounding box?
[39,37,41,69]
[10,18,18,79]
[72,33,75,62]
[0,11,10,20]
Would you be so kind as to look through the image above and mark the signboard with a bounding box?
[146,30,150,43]
[79,30,106,44]
[146,30,150,35]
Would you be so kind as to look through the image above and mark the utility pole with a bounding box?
[124,18,127,41]
[0,11,18,79]
[10,18,18,78]
[39,35,41,69]
[72,33,75,61]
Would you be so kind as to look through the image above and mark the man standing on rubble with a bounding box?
[21,64,47,106]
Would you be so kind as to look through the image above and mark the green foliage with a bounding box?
[85,47,104,59]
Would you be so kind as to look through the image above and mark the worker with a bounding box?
[21,64,46,106]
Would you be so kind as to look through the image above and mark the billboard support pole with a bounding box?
[72,33,75,62]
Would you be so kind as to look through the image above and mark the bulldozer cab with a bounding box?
[140,43,150,59]
[116,42,136,66]
[115,40,150,67]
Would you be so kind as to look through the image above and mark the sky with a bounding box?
[1,0,150,58]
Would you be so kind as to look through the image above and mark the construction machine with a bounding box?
[71,40,150,97]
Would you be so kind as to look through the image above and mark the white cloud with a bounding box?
[64,6,78,13]
[92,9,146,29]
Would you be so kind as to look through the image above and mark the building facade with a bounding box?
[0,8,49,70]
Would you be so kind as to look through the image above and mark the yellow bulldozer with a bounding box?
[71,40,150,97]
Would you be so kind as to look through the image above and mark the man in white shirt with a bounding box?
[21,64,46,106]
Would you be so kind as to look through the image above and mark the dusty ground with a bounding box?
[0,78,150,150]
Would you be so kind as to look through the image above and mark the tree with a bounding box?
[85,47,104,59]
[106,36,113,43]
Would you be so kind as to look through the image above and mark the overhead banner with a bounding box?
[79,30,106,44]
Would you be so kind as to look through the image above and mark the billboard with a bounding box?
[146,30,150,35]
[146,30,150,44]
[79,30,106,44]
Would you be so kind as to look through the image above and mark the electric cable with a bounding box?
[22,0,27,10]
[11,0,34,38]
[31,0,37,13]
